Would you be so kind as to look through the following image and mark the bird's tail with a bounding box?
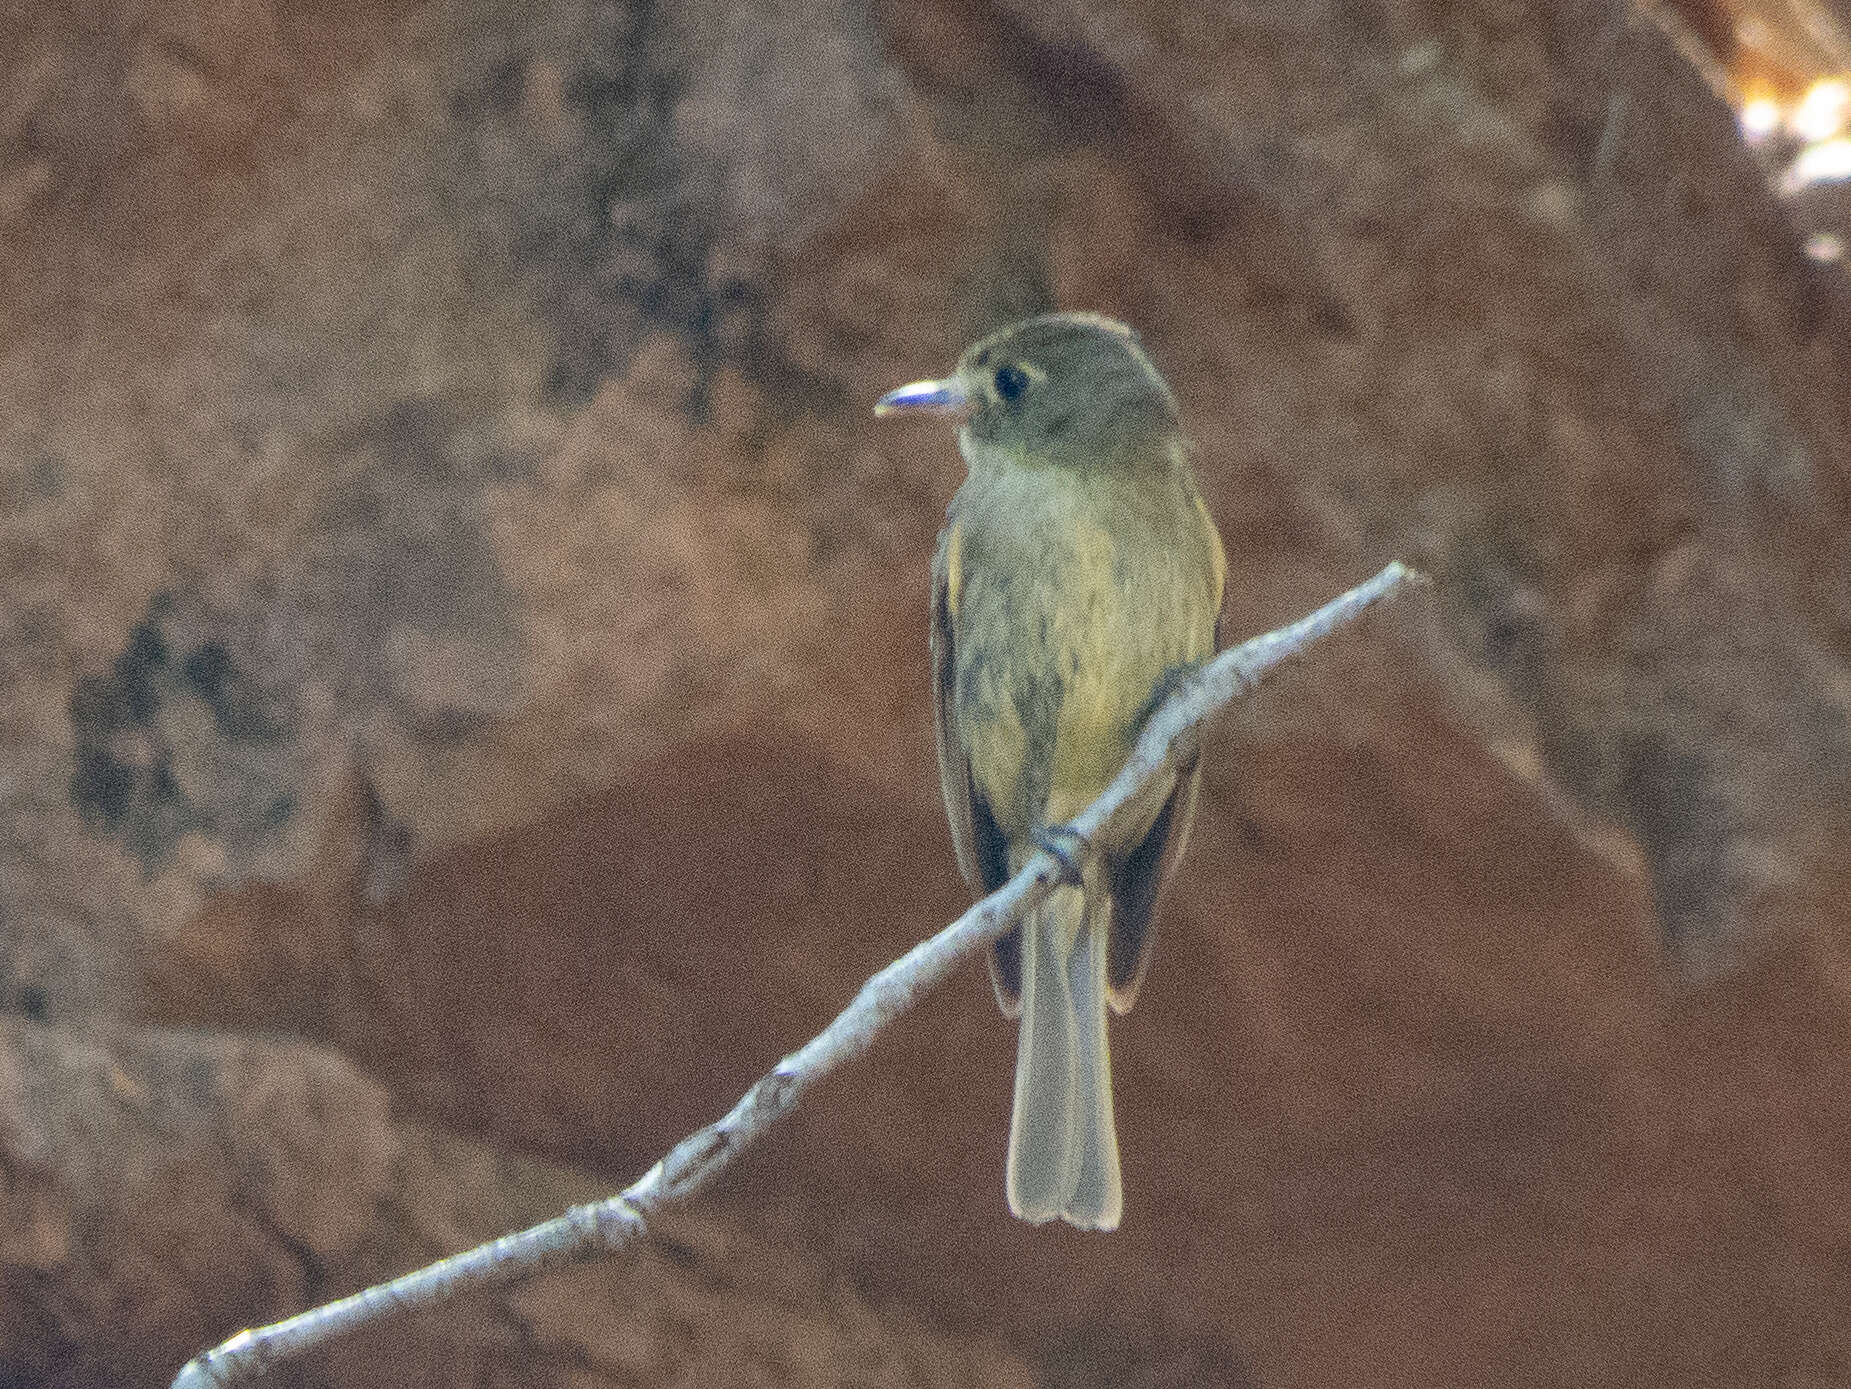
[1006,883,1123,1231]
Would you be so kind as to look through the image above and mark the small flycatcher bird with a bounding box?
[875,312,1225,1230]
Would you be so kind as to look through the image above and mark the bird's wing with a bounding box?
[932,522,1021,1015]
[1103,754,1200,1013]
[1199,489,1228,652]
[1107,492,1223,1013]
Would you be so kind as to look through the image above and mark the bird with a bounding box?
[875,311,1225,1230]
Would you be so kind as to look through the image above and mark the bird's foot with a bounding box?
[1031,823,1092,887]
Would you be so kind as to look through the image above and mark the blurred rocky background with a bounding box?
[4,0,1851,1385]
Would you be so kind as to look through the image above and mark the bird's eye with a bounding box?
[993,363,1030,402]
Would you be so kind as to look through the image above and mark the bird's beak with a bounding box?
[873,376,970,418]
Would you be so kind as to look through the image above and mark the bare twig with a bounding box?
[170,560,1425,1389]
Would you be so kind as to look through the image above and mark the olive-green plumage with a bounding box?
[877,312,1225,1231]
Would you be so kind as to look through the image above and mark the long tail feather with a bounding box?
[1007,887,1080,1223]
[1064,903,1123,1230]
[1005,885,1122,1230]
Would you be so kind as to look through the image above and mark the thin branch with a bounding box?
[170,559,1425,1389]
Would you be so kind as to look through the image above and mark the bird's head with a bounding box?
[876,312,1181,471]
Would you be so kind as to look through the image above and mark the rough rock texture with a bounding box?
[0,1019,1028,1388]
[3,0,1851,1386]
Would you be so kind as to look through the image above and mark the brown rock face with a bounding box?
[4,1,1851,1386]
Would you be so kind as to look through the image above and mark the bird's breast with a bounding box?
[950,469,1217,837]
